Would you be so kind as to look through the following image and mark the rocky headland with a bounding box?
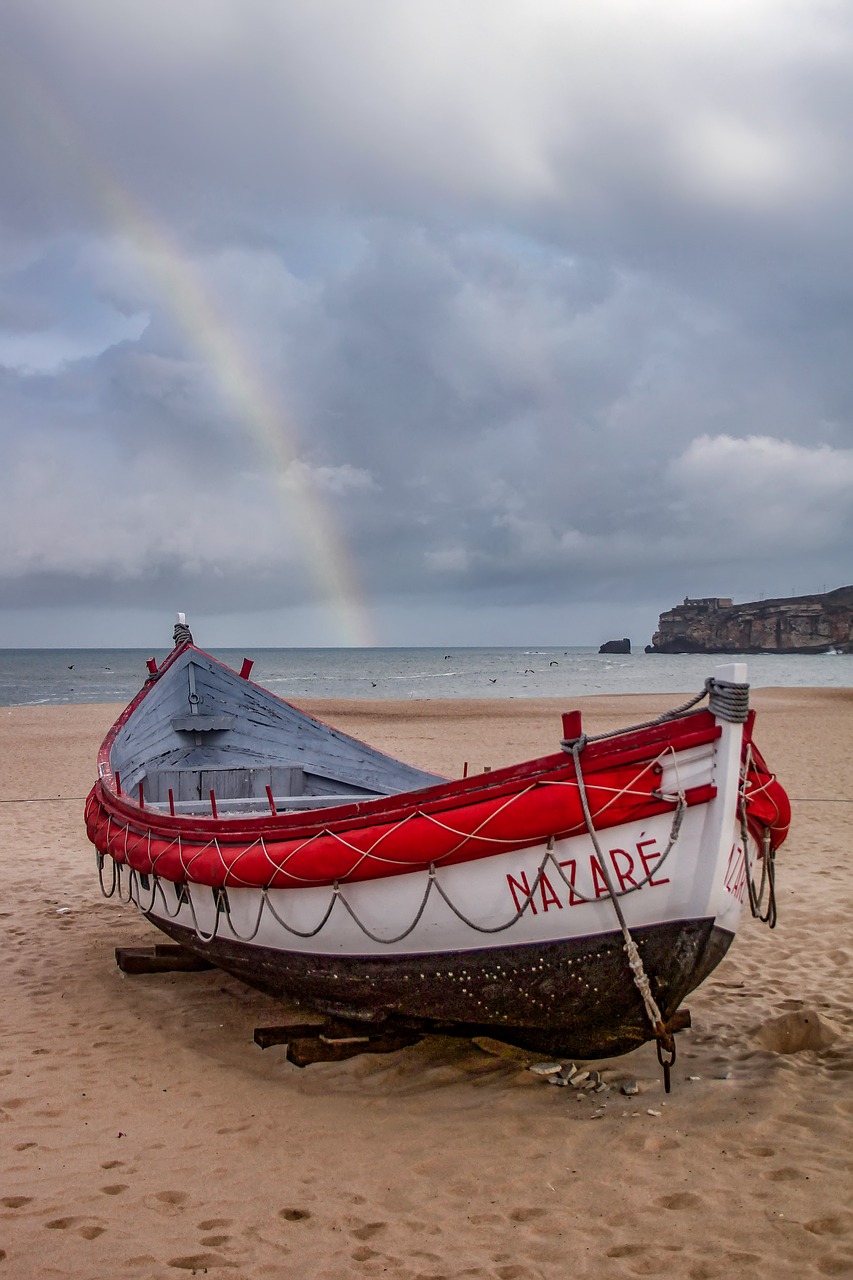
[647,585,853,654]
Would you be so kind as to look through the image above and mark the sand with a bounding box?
[1,688,851,1279]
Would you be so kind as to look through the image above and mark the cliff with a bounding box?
[647,586,853,654]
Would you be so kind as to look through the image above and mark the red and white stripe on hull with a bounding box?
[132,803,749,959]
[116,663,752,958]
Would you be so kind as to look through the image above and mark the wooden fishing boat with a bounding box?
[85,622,789,1063]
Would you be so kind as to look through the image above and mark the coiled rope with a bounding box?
[172,621,193,647]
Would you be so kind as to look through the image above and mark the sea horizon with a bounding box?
[1,644,850,708]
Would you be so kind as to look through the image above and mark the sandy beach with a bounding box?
[1,688,851,1279]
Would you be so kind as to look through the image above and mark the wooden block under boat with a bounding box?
[285,1028,422,1067]
[253,1022,329,1049]
[114,945,216,974]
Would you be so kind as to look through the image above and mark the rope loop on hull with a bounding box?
[739,744,778,928]
[97,789,685,949]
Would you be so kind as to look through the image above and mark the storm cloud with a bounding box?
[1,0,851,647]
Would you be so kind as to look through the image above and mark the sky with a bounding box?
[1,0,851,649]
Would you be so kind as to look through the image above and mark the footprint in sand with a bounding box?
[763,1167,809,1183]
[144,1190,188,1216]
[168,1253,236,1271]
[351,1222,387,1241]
[508,1207,548,1223]
[197,1218,233,1231]
[804,1216,852,1236]
[101,1184,129,1196]
[45,1217,79,1230]
[642,1135,682,1153]
[815,1262,852,1278]
[654,1192,703,1210]
[279,1208,311,1222]
[78,1225,107,1240]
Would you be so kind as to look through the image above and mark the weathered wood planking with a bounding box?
[111,651,443,801]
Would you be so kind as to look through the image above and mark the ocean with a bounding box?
[1,645,850,708]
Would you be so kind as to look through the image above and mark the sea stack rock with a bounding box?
[598,638,631,655]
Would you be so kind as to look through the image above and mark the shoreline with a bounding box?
[1,689,851,1277]
[3,685,849,797]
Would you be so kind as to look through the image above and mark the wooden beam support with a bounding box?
[253,1022,327,1049]
[285,1028,422,1067]
[254,1017,422,1063]
[114,945,215,974]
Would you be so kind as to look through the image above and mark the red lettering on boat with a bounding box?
[609,848,638,893]
[724,843,747,903]
[590,856,611,899]
[539,872,563,912]
[558,858,584,906]
[637,837,670,886]
[507,870,538,915]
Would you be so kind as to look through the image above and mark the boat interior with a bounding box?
[107,650,443,817]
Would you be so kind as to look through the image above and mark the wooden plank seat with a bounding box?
[146,792,385,815]
[139,762,386,814]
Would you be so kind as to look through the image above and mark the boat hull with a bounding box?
[84,641,790,1060]
[144,911,732,1058]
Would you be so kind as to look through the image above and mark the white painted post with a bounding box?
[706,663,749,932]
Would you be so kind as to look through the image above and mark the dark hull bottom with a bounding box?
[147,914,734,1059]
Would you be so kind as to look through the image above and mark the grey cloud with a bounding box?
[1,1,852,644]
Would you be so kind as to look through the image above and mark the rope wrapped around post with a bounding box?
[707,677,750,723]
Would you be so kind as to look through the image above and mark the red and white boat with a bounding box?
[85,626,789,1061]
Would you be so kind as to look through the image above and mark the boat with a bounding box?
[84,619,790,1065]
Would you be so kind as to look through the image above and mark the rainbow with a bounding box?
[11,61,375,646]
